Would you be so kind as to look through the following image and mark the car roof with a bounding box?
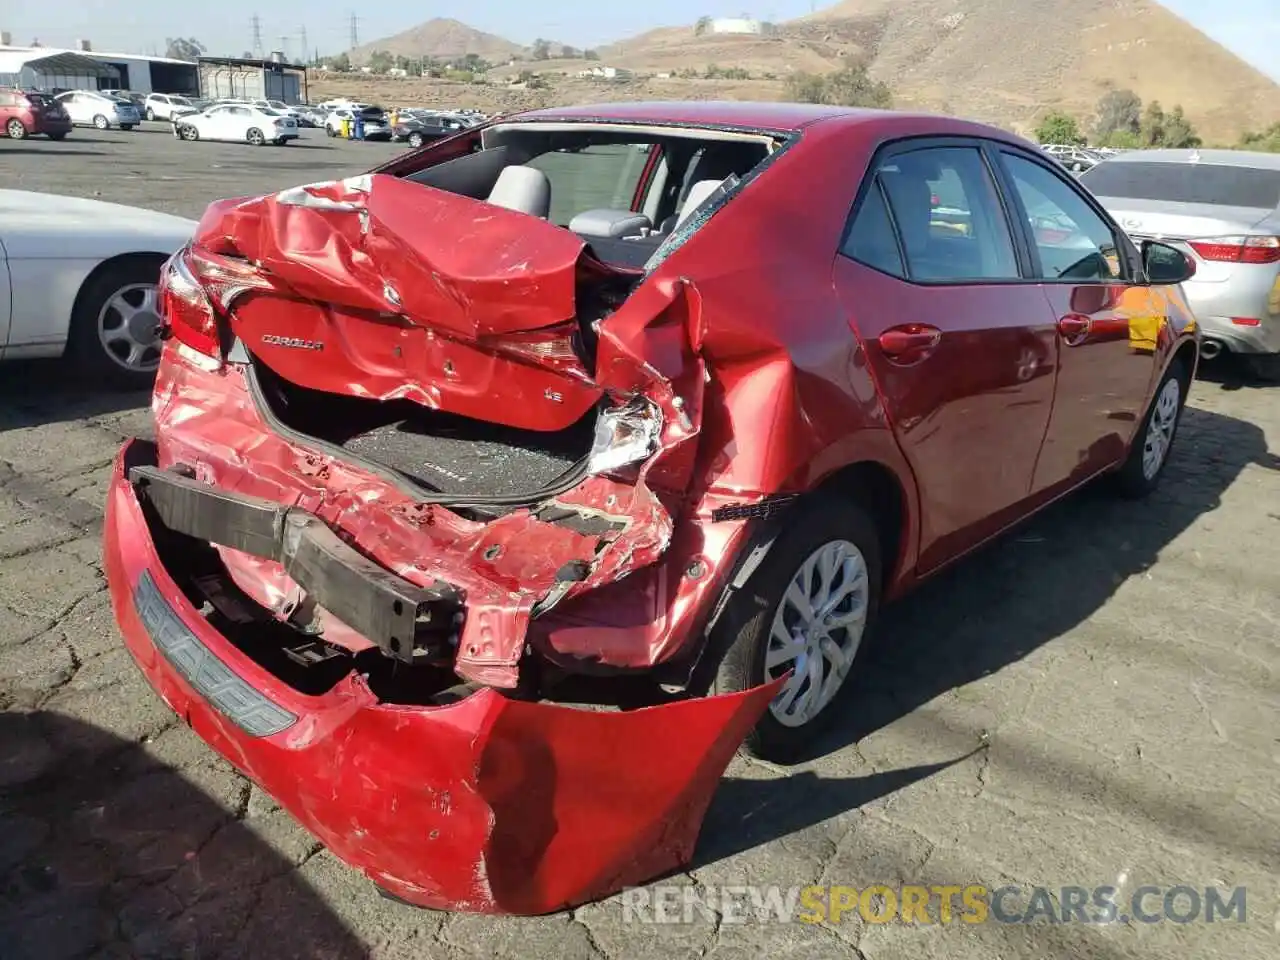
[1103,148,1280,170]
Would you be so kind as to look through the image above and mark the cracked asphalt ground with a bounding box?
[2,127,1279,959]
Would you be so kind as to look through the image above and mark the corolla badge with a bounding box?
[1123,218,1143,230]
[262,334,324,351]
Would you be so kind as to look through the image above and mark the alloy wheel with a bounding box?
[94,114,109,129]
[1141,376,1181,480]
[765,539,870,728]
[6,118,26,139]
[97,282,163,373]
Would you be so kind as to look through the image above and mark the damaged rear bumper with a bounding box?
[105,438,781,914]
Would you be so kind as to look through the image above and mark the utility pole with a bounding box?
[300,26,308,64]
[349,12,359,50]
[251,14,263,58]
[278,34,289,59]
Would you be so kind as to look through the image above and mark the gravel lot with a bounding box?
[1,126,1278,960]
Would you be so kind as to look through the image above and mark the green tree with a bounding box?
[1140,100,1166,146]
[695,16,713,36]
[1162,105,1202,148]
[1034,111,1085,146]
[1239,122,1280,152]
[560,45,578,58]
[325,52,351,72]
[367,50,394,73]
[583,49,600,61]
[1094,88,1142,139]
[1100,128,1142,149]
[164,37,205,61]
[785,64,892,109]
[531,38,552,60]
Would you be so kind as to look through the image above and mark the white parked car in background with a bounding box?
[55,91,141,130]
[173,103,299,146]
[250,98,305,122]
[0,190,195,388]
[144,93,199,121]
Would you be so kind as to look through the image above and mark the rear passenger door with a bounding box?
[832,140,1060,573]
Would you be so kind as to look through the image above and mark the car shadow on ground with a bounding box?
[824,404,1276,755]
[695,404,1277,858]
[0,712,371,960]
[0,361,150,429]
[1196,354,1280,391]
[0,147,106,157]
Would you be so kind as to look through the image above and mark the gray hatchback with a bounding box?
[1081,149,1280,378]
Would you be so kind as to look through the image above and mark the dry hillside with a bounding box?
[350,17,524,63]
[335,1,1280,142]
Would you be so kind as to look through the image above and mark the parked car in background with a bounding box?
[247,98,309,125]
[0,189,195,387]
[144,93,199,121]
[101,89,147,109]
[54,90,141,130]
[0,87,72,140]
[324,104,391,139]
[173,103,299,145]
[391,112,467,148]
[1082,149,1280,379]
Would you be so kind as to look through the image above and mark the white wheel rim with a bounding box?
[1141,377,1181,480]
[765,539,870,728]
[95,115,108,129]
[97,282,162,373]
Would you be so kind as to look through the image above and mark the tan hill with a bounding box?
[350,17,524,63]
[602,0,1280,141]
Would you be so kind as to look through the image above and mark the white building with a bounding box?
[710,18,763,35]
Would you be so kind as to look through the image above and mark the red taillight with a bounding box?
[1229,317,1262,327]
[158,246,274,359]
[1187,236,1280,264]
[479,322,590,378]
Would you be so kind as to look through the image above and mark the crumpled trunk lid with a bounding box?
[193,173,645,432]
[171,174,710,686]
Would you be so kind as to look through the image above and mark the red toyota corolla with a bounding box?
[104,102,1198,913]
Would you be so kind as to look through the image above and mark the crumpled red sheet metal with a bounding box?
[192,174,601,340]
[106,439,783,913]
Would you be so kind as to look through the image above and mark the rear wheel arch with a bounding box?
[813,459,911,594]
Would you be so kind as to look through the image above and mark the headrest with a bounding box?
[486,165,551,218]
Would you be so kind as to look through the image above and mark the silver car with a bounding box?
[1081,150,1280,378]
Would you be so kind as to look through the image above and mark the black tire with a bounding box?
[325,125,337,138]
[1111,357,1190,499]
[6,118,27,139]
[145,107,156,121]
[246,127,265,146]
[120,124,135,131]
[93,114,110,130]
[407,132,424,149]
[65,256,166,391]
[708,497,883,763]
[48,132,68,141]
[179,124,199,141]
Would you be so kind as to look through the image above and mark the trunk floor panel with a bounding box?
[340,419,585,498]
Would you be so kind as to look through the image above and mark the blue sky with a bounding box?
[6,0,1278,80]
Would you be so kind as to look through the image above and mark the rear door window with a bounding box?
[1082,161,1280,210]
[872,146,1021,282]
[841,181,906,279]
[526,144,653,225]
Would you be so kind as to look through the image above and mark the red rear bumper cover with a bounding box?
[105,441,779,914]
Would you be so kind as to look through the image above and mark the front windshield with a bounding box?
[171,96,192,106]
[268,100,287,109]
[258,108,283,116]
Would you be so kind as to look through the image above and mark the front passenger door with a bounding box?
[996,150,1160,493]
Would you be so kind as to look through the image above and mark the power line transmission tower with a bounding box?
[251,14,263,57]
[300,26,308,63]
[349,12,359,49]
[279,34,289,59]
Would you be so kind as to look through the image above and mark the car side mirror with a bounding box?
[1142,240,1196,285]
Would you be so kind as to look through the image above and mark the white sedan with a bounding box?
[54,90,142,130]
[173,104,299,146]
[0,190,195,389]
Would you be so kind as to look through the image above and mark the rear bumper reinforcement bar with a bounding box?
[129,464,460,663]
